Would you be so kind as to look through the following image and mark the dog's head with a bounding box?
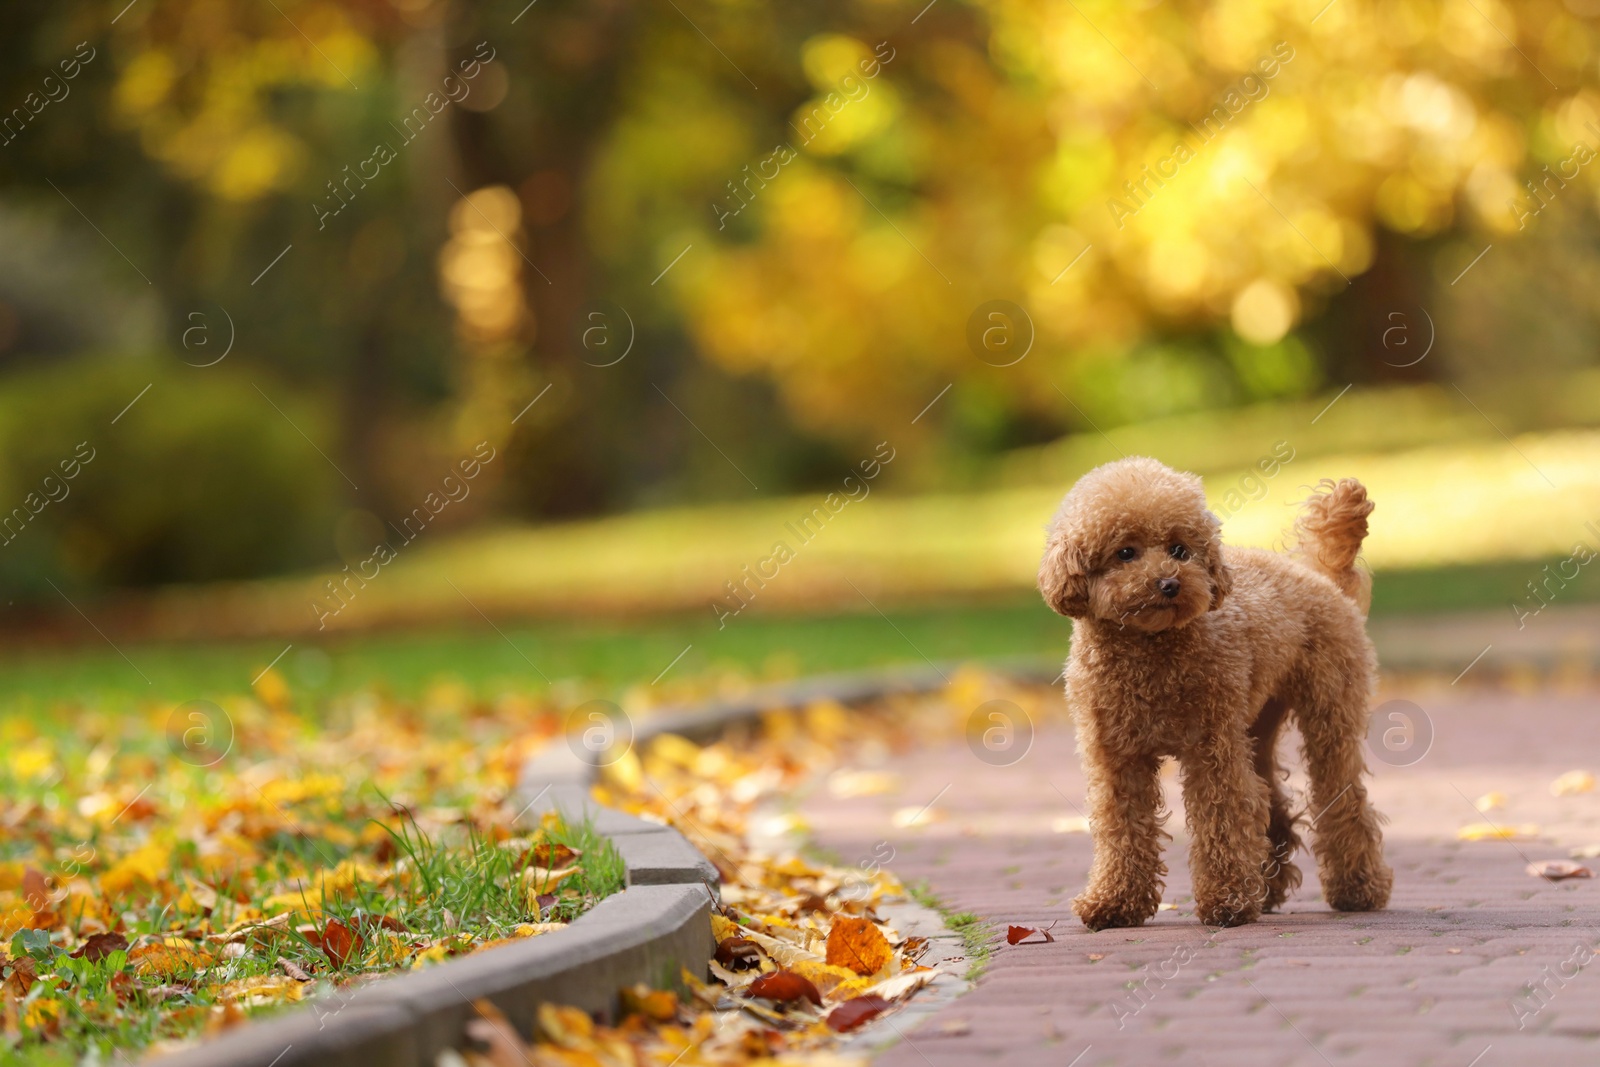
[1038,456,1231,633]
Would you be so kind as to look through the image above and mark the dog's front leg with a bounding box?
[1073,744,1166,931]
[1181,726,1271,928]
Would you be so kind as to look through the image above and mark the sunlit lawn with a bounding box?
[6,552,1596,719]
[86,375,1600,647]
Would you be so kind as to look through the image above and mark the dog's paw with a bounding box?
[1195,898,1261,928]
[1072,891,1157,931]
[1323,861,1393,912]
[1262,861,1302,913]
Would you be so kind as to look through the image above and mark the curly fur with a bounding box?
[1039,457,1391,930]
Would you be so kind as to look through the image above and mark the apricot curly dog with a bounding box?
[1038,457,1392,929]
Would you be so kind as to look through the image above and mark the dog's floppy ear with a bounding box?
[1206,540,1233,612]
[1039,529,1091,618]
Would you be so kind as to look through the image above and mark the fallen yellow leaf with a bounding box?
[828,770,901,799]
[130,940,211,979]
[825,917,893,977]
[219,976,306,1006]
[1552,771,1596,797]
[890,806,942,829]
[1458,822,1540,842]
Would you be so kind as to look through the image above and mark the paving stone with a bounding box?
[804,689,1600,1065]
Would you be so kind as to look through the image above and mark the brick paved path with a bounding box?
[805,689,1600,1066]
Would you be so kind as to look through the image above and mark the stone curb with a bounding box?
[628,656,1061,746]
[154,752,718,1066]
[155,640,1475,1067]
[151,884,712,1067]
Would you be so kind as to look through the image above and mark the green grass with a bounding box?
[6,552,1596,716]
[908,881,995,982]
[1369,557,1600,616]
[0,597,1073,713]
[2,813,621,1065]
[380,813,624,928]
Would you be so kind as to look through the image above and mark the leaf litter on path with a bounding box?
[441,668,1061,1067]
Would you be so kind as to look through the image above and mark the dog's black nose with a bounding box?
[1156,577,1180,598]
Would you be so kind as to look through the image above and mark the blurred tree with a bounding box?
[0,0,451,524]
[2,0,1599,593]
[675,0,1597,449]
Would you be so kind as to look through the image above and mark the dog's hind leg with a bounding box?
[1250,697,1302,912]
[1292,657,1392,913]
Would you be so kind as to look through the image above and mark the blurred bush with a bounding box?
[0,356,338,596]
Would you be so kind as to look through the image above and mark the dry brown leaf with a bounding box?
[3,955,37,998]
[69,933,129,963]
[1527,860,1593,881]
[748,970,823,1006]
[279,958,312,982]
[714,936,763,969]
[826,994,892,1032]
[825,916,892,977]
[318,919,361,968]
[21,869,49,912]
[1006,922,1056,945]
[524,842,581,869]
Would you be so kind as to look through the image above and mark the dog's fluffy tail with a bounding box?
[1290,478,1374,614]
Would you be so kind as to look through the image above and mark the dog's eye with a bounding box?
[1116,547,1137,561]
[1169,544,1189,561]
